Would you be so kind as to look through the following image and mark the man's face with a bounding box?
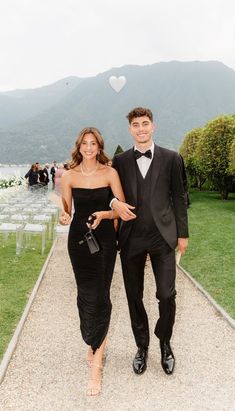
[129,116,155,146]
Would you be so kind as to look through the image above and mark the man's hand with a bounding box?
[112,199,136,221]
[177,238,188,255]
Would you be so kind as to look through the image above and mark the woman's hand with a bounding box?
[59,210,71,225]
[87,212,104,230]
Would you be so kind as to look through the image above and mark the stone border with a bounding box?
[0,239,58,385]
[178,264,235,330]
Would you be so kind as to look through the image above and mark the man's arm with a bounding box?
[171,153,189,239]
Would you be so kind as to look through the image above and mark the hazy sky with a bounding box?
[0,0,235,91]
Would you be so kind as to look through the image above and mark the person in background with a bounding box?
[50,161,57,188]
[63,163,69,170]
[38,165,49,188]
[25,164,39,189]
[43,163,50,185]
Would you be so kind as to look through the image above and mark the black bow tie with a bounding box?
[134,149,152,160]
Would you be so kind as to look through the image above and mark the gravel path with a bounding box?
[0,235,234,411]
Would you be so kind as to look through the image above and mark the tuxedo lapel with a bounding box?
[150,145,162,199]
[124,149,137,204]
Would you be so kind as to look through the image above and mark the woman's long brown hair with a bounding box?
[69,127,110,168]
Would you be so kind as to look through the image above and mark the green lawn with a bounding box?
[180,190,235,319]
[0,236,53,359]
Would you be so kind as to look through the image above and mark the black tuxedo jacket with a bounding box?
[112,144,189,250]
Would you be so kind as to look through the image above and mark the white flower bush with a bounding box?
[0,178,27,201]
[0,176,25,190]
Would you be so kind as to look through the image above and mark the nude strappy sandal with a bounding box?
[86,363,103,396]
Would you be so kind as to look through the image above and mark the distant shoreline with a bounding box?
[0,164,30,167]
[0,166,30,178]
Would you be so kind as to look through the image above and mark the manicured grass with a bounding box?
[180,190,235,319]
[0,236,53,360]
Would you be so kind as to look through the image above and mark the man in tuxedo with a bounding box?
[50,161,57,189]
[112,107,188,375]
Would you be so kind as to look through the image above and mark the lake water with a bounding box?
[0,166,30,179]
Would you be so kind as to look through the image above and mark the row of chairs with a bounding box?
[0,187,67,255]
[0,222,47,255]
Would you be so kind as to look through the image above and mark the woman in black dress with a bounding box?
[60,127,125,396]
[25,163,39,188]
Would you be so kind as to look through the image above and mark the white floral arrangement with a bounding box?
[0,176,25,190]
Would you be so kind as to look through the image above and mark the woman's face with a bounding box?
[79,133,99,160]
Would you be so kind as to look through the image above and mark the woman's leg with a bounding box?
[87,336,107,396]
[86,346,94,366]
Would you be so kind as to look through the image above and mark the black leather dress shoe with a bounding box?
[160,341,175,375]
[133,347,148,375]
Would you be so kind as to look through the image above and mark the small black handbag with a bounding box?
[84,229,100,254]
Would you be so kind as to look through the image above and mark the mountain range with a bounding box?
[1,61,235,163]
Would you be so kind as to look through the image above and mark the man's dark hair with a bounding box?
[126,107,153,124]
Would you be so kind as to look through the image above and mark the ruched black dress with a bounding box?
[68,187,117,353]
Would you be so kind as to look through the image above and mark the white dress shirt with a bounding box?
[110,143,154,208]
[134,142,154,178]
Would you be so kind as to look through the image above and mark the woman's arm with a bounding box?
[59,172,72,225]
[89,168,127,229]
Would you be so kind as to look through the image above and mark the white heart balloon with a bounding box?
[109,75,127,93]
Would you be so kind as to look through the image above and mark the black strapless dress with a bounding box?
[68,187,117,353]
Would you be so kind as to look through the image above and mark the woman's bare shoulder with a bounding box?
[104,165,118,177]
[61,169,78,181]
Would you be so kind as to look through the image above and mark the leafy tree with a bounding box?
[180,128,206,190]
[228,138,235,192]
[113,145,124,156]
[196,115,235,199]
[228,137,235,175]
